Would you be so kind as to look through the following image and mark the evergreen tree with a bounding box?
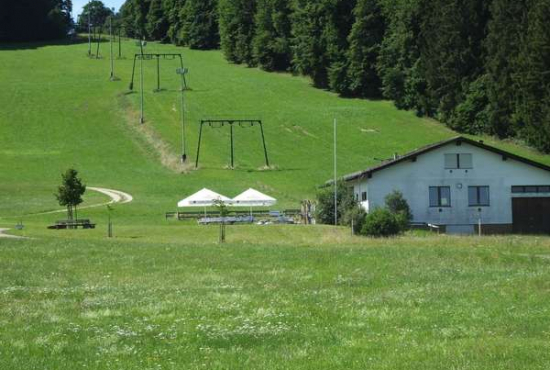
[327,0,357,94]
[146,0,169,41]
[219,0,257,65]
[378,0,428,113]
[514,0,550,152]
[120,0,151,38]
[253,0,292,71]
[450,74,490,133]
[1,0,73,42]
[165,0,185,44]
[346,0,385,98]
[78,0,113,30]
[484,0,527,138]
[178,0,219,49]
[292,0,355,89]
[291,0,329,87]
[55,169,86,222]
[419,0,490,123]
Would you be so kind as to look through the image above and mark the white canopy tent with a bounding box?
[177,188,231,215]
[231,188,277,212]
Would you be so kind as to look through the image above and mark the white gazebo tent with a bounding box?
[177,188,232,216]
[231,188,277,215]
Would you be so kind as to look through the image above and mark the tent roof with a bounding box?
[232,188,277,206]
[177,188,231,207]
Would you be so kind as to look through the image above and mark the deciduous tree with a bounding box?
[55,169,86,222]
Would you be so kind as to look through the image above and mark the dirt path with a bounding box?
[0,228,26,239]
[87,187,133,206]
[31,187,134,216]
[0,188,132,239]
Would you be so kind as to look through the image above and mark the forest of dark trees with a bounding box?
[0,0,73,42]
[119,0,550,151]
[2,0,548,153]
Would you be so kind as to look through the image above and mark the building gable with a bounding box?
[342,137,550,183]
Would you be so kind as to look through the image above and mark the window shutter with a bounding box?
[429,187,438,207]
[479,187,490,205]
[459,154,473,168]
[468,187,477,206]
[444,154,457,169]
[440,187,451,206]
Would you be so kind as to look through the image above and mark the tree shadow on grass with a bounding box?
[0,36,90,51]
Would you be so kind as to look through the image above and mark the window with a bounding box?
[429,186,451,207]
[469,186,490,206]
[512,185,550,193]
[444,153,473,169]
[361,192,367,201]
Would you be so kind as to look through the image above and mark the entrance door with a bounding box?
[512,197,550,234]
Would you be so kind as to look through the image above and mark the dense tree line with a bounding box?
[119,0,219,48]
[76,1,116,32]
[0,0,73,42]
[116,0,550,152]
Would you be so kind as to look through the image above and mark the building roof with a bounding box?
[177,188,231,207]
[338,136,550,183]
[232,188,277,207]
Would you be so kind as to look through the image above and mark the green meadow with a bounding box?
[2,235,550,369]
[1,38,550,369]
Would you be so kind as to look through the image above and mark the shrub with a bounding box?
[361,208,400,237]
[342,204,367,234]
[384,190,412,231]
[315,181,356,225]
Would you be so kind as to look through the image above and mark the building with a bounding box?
[341,136,550,234]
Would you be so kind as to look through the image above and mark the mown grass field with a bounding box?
[2,234,550,369]
[1,38,550,369]
[1,37,550,229]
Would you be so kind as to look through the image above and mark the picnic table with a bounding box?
[47,219,96,230]
[198,216,255,225]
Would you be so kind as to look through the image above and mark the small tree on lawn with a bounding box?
[214,198,229,243]
[55,169,86,221]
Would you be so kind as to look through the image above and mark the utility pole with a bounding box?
[87,2,91,56]
[334,118,338,226]
[109,15,114,80]
[107,205,113,238]
[155,57,161,92]
[118,28,122,58]
[137,38,147,124]
[176,68,188,162]
[95,27,101,59]
[230,124,235,168]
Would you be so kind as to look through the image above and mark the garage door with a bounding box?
[512,197,550,234]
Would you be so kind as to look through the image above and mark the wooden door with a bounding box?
[512,197,550,234]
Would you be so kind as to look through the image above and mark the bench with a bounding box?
[48,219,96,230]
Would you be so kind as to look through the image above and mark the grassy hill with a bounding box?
[2,38,550,370]
[0,38,549,228]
